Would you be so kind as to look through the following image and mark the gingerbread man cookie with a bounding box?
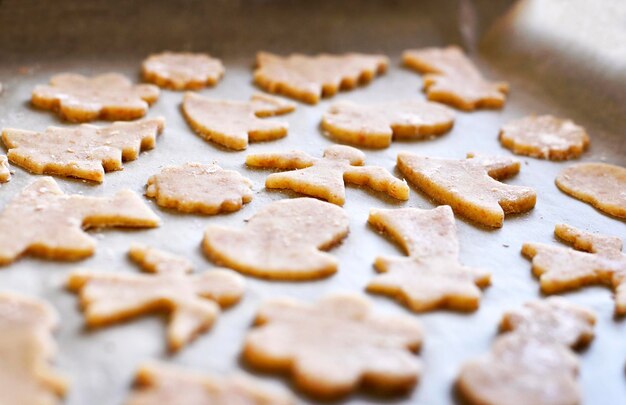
[247,145,409,205]
[523,224,626,314]
[0,177,159,265]
[403,46,508,111]
[254,51,389,104]
[458,298,595,405]
[203,198,349,280]
[126,362,293,405]
[0,155,10,182]
[182,92,295,150]
[68,244,245,351]
[321,100,454,148]
[142,51,225,90]
[397,153,536,227]
[367,206,490,312]
[499,115,589,160]
[2,117,165,182]
[0,292,68,405]
[146,162,253,215]
[244,293,423,399]
[556,162,626,219]
[32,73,160,122]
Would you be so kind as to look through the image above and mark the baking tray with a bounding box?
[0,0,625,404]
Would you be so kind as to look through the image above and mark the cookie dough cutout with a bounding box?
[0,155,10,182]
[203,198,349,280]
[0,177,159,265]
[146,162,253,215]
[244,293,423,399]
[499,115,589,160]
[254,52,389,104]
[127,362,294,405]
[321,100,454,148]
[32,73,160,122]
[367,206,490,312]
[523,224,626,314]
[556,162,626,219]
[247,145,409,205]
[182,92,295,150]
[403,46,508,111]
[2,117,165,182]
[458,298,595,405]
[68,244,245,351]
[142,51,225,90]
[0,292,68,405]
[397,153,536,228]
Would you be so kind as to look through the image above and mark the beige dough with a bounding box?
[321,100,455,148]
[142,51,225,90]
[243,293,423,399]
[458,298,595,405]
[522,224,626,314]
[32,73,159,122]
[556,162,626,219]
[397,153,536,228]
[254,51,389,104]
[247,145,409,205]
[0,155,10,182]
[146,162,253,215]
[203,198,349,280]
[2,117,165,182]
[367,206,490,312]
[499,115,589,160]
[403,46,508,111]
[126,362,294,405]
[67,244,245,351]
[182,92,295,150]
[0,177,159,265]
[0,292,68,405]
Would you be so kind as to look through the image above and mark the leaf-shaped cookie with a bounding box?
[32,73,160,122]
[523,224,626,314]
[2,117,165,182]
[254,51,389,104]
[321,100,454,148]
[0,177,159,265]
[403,46,508,111]
[68,243,245,351]
[247,145,409,205]
[182,92,295,150]
[203,198,349,280]
[0,155,10,182]
[0,292,68,405]
[244,293,422,399]
[397,153,536,227]
[367,206,490,312]
[142,51,225,90]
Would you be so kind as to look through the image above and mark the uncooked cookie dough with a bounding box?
[142,51,225,90]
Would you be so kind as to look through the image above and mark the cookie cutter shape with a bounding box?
[203,198,349,280]
[499,115,589,160]
[254,51,389,104]
[0,177,160,265]
[247,145,409,205]
[146,162,253,215]
[182,92,295,150]
[0,292,68,405]
[367,206,490,312]
[403,46,508,111]
[556,162,626,219]
[142,51,225,90]
[243,293,423,399]
[0,155,10,182]
[321,99,454,148]
[2,117,165,182]
[397,153,536,228]
[458,298,595,405]
[32,73,160,122]
[126,362,294,405]
[68,244,245,351]
[523,224,626,314]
